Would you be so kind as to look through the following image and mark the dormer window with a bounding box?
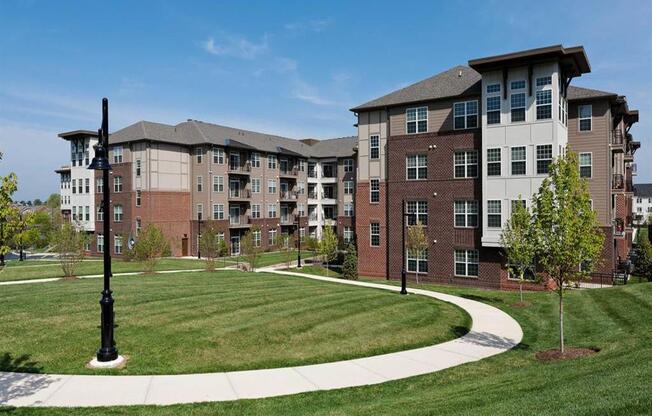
[406,106,427,134]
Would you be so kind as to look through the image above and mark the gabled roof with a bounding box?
[350,65,481,112]
[567,85,618,101]
[634,184,652,198]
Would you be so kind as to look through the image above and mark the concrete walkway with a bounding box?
[0,268,523,408]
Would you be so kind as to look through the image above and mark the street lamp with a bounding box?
[400,199,413,295]
[295,216,302,268]
[88,98,120,364]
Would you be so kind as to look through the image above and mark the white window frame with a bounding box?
[511,146,526,176]
[114,204,123,222]
[267,154,277,169]
[370,178,380,203]
[487,148,501,176]
[369,135,380,159]
[213,175,224,192]
[113,176,122,192]
[536,144,553,175]
[453,100,479,130]
[251,152,260,168]
[251,204,261,219]
[486,84,501,125]
[370,222,380,247]
[406,154,427,180]
[579,152,592,178]
[267,203,277,218]
[536,89,552,121]
[510,80,526,123]
[454,150,478,179]
[344,181,354,195]
[113,146,123,163]
[213,203,224,220]
[213,147,224,164]
[135,159,142,177]
[114,235,123,255]
[454,249,479,277]
[197,175,203,192]
[195,147,203,164]
[407,248,428,274]
[136,190,142,207]
[344,202,354,217]
[406,201,428,225]
[97,234,104,253]
[343,158,354,172]
[196,203,203,221]
[406,106,428,134]
[487,200,502,228]
[454,200,479,228]
[579,104,592,132]
[267,179,276,194]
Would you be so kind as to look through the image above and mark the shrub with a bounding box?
[342,244,358,280]
[50,222,88,277]
[133,225,170,273]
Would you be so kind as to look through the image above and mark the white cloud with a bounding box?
[202,34,269,60]
[291,80,338,106]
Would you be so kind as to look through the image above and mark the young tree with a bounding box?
[634,237,652,281]
[406,222,428,284]
[342,243,358,280]
[305,236,318,261]
[501,199,536,303]
[51,222,88,277]
[531,151,604,353]
[282,234,296,268]
[319,226,338,276]
[217,237,229,268]
[241,226,262,271]
[0,173,18,266]
[132,224,170,273]
[199,226,220,271]
[9,208,37,261]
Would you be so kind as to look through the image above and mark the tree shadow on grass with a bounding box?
[0,352,54,407]
[458,331,529,351]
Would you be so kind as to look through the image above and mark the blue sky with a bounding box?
[0,0,650,200]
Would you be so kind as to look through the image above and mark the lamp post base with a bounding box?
[88,354,126,369]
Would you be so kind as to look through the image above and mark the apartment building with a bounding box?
[352,45,640,289]
[56,120,356,257]
[633,183,652,225]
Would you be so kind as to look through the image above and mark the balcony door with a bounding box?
[230,205,240,225]
[229,152,240,170]
[280,204,290,223]
[230,179,240,198]
[231,235,240,255]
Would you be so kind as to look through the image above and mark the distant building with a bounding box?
[633,183,652,225]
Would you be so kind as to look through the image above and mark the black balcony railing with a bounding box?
[611,129,624,145]
[228,163,251,173]
[229,189,251,199]
[280,191,298,200]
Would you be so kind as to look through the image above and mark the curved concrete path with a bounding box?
[0,269,523,408]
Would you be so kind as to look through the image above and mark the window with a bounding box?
[536,145,553,175]
[136,159,141,177]
[136,190,142,206]
[268,229,277,246]
[407,249,428,274]
[85,206,90,221]
[251,152,260,168]
[97,234,104,253]
[97,206,103,221]
[213,176,224,192]
[114,235,123,255]
[344,159,354,172]
[370,178,380,203]
[579,153,592,178]
[454,151,478,178]
[511,147,526,175]
[114,176,122,192]
[213,204,224,220]
[579,105,592,131]
[344,226,354,244]
[72,206,77,221]
[454,201,479,228]
[77,180,82,194]
[406,106,427,134]
[406,154,427,180]
[487,200,502,228]
[344,181,354,195]
[195,147,203,164]
[267,179,276,194]
[83,178,89,194]
[297,181,305,195]
[251,204,261,219]
[344,203,354,217]
[253,230,261,247]
[113,146,123,163]
[510,81,527,123]
[72,179,76,194]
[298,203,305,217]
[196,204,203,221]
[453,100,478,130]
[268,203,277,218]
[370,135,380,159]
[511,199,526,212]
[136,218,142,236]
[268,154,277,169]
[455,249,479,277]
[406,201,428,225]
[370,222,380,247]
[487,148,501,176]
[213,147,224,164]
[114,204,123,222]
[536,90,552,120]
[96,178,103,193]
[536,76,552,87]
[251,178,260,193]
[486,84,501,125]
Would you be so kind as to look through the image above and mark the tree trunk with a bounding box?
[519,271,524,303]
[559,287,565,354]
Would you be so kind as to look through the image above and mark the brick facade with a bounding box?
[355,180,387,278]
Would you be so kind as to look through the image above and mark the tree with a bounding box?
[132,224,170,273]
[319,226,338,276]
[241,226,262,271]
[9,208,37,261]
[634,237,652,282]
[531,151,604,353]
[51,222,88,277]
[199,225,220,271]
[342,244,358,280]
[305,236,318,260]
[217,237,229,268]
[406,222,428,284]
[501,199,536,303]
[0,173,18,266]
[33,198,43,206]
[282,234,296,268]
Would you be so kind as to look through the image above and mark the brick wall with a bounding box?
[355,180,387,277]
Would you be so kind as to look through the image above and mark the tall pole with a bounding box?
[296,217,302,268]
[97,98,118,362]
[400,199,407,295]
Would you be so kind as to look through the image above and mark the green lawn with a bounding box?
[4,280,650,415]
[289,264,342,278]
[0,271,468,375]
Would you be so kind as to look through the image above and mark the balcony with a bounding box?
[228,163,251,175]
[279,167,299,178]
[280,191,299,201]
[612,174,624,191]
[228,189,251,200]
[610,129,625,152]
[614,218,625,237]
[229,215,252,228]
[280,215,296,225]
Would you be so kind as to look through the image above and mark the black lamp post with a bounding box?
[400,199,412,295]
[295,216,302,268]
[88,98,118,362]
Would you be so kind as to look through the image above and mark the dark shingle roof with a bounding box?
[635,184,652,197]
[350,65,481,112]
[567,86,618,101]
[107,120,356,158]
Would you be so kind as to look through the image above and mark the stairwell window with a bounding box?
[536,144,553,174]
[454,150,478,178]
[197,176,203,192]
[579,153,592,178]
[406,154,427,180]
[97,206,103,221]
[136,159,141,177]
[195,147,202,164]
[453,100,478,130]
[536,90,552,120]
[511,147,526,175]
[455,249,479,277]
[454,200,478,228]
[196,204,203,221]
[487,148,501,176]
[486,83,501,125]
[406,106,427,134]
[344,159,354,172]
[114,176,123,192]
[97,234,104,253]
[369,135,380,159]
[113,146,123,163]
[344,202,354,217]
[136,190,142,206]
[344,181,354,195]
[213,147,224,164]
[579,105,592,131]
[510,80,526,123]
[114,204,123,222]
[487,200,502,228]
[370,178,380,203]
[370,222,380,247]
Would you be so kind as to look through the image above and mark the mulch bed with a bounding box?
[535,347,599,362]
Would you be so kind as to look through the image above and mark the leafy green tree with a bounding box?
[217,237,229,267]
[501,199,536,303]
[200,225,220,271]
[132,224,170,273]
[0,173,18,266]
[305,236,318,260]
[282,234,296,268]
[342,243,358,280]
[531,151,604,353]
[50,222,88,277]
[33,198,43,206]
[319,226,338,276]
[241,226,262,271]
[406,222,428,284]
[634,237,652,282]
[9,208,37,261]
